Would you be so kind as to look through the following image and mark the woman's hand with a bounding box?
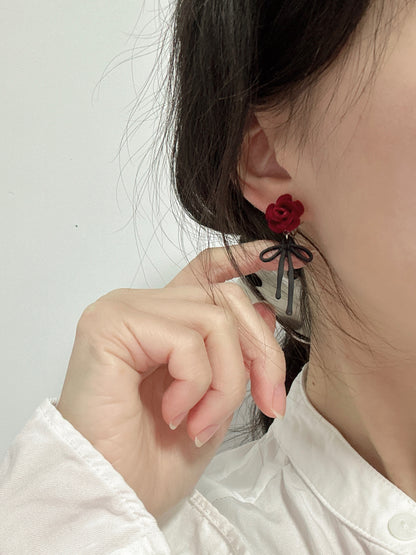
[56,240,287,519]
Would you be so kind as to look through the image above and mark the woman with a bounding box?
[1,0,415,552]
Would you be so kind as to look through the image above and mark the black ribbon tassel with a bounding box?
[259,234,313,316]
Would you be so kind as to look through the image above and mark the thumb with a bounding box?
[252,302,277,334]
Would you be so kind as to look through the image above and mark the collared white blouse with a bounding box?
[1,362,416,554]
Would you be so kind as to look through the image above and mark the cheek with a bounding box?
[305,74,416,331]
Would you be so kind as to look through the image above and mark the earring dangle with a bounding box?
[259,194,313,316]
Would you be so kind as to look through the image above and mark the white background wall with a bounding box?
[0,0,235,456]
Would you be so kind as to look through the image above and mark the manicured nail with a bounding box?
[272,383,286,420]
[169,411,187,430]
[195,424,220,448]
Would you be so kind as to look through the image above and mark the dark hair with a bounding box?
[124,0,410,446]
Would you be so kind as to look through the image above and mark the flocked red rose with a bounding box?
[264,194,304,234]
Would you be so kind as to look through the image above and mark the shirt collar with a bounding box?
[272,361,416,547]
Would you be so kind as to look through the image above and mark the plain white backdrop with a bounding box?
[0,0,234,456]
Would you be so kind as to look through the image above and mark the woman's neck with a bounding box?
[305,341,416,503]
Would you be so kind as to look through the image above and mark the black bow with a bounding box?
[259,234,313,316]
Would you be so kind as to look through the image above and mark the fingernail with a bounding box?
[272,383,286,420]
[195,424,220,448]
[169,411,187,430]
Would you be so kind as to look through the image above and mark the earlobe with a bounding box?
[237,113,292,213]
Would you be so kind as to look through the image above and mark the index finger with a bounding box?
[166,239,306,289]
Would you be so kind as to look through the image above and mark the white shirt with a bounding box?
[1,362,416,554]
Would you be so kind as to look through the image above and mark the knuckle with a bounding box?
[77,303,100,330]
[198,370,212,392]
[180,327,204,351]
[217,281,249,303]
[177,330,212,388]
[77,288,126,327]
[94,288,122,302]
[77,298,117,334]
[210,305,236,329]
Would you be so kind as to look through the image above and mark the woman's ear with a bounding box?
[237,113,292,212]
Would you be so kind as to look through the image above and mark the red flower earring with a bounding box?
[259,194,313,315]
